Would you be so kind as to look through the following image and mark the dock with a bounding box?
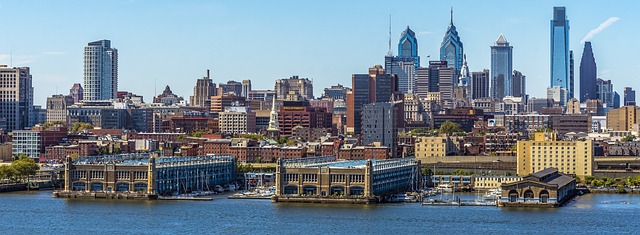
[158,196,213,201]
[422,199,497,207]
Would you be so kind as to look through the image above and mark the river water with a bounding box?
[0,191,639,234]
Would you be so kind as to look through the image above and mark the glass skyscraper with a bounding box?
[550,6,570,101]
[84,40,118,101]
[385,26,419,94]
[490,34,513,100]
[579,41,597,102]
[440,9,464,78]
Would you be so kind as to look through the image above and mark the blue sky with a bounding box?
[0,0,637,105]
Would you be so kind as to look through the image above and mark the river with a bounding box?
[0,191,638,234]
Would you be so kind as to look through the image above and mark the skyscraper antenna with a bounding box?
[387,14,392,56]
[450,7,454,25]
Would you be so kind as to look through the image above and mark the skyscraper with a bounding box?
[579,41,597,102]
[490,34,513,100]
[512,70,526,98]
[69,83,84,103]
[624,87,636,106]
[0,65,33,131]
[190,69,217,107]
[83,40,118,101]
[241,80,252,99]
[440,9,464,77]
[596,78,614,107]
[471,69,490,100]
[550,7,571,101]
[385,26,419,94]
[415,61,455,108]
[274,76,314,100]
[346,66,398,135]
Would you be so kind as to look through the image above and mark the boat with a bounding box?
[437,184,453,193]
[482,188,502,200]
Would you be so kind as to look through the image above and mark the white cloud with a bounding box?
[581,17,621,44]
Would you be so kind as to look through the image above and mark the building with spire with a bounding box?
[454,55,471,106]
[69,83,84,103]
[440,8,464,78]
[385,26,419,94]
[579,42,597,102]
[190,69,217,107]
[550,6,571,102]
[490,34,513,100]
[266,97,279,139]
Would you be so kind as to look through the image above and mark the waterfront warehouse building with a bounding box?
[55,154,235,199]
[273,156,420,203]
[517,131,593,178]
[499,168,576,207]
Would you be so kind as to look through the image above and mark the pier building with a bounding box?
[272,156,420,204]
[54,154,235,199]
[499,168,576,207]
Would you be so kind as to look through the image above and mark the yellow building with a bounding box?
[517,132,592,178]
[606,106,640,131]
[474,176,522,190]
[414,136,461,161]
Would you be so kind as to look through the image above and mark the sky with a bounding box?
[0,0,638,106]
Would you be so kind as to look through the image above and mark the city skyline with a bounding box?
[0,1,636,105]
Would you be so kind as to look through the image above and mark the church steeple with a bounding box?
[267,98,279,138]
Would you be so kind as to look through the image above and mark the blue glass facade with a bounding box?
[440,11,464,78]
[386,26,419,94]
[397,26,420,68]
[550,7,570,101]
[490,34,513,100]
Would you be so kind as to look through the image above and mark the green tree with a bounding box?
[439,121,462,135]
[452,169,471,175]
[621,134,636,142]
[278,137,289,145]
[0,165,17,183]
[11,155,39,183]
[584,176,596,184]
[421,167,434,176]
[71,122,93,132]
[191,130,205,138]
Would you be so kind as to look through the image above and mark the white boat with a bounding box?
[437,184,453,193]
[482,188,502,200]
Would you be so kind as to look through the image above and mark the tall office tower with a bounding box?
[624,87,636,106]
[471,69,490,99]
[550,6,571,102]
[346,66,398,135]
[46,95,74,123]
[218,80,242,96]
[241,80,252,99]
[190,69,217,107]
[596,78,614,107]
[512,70,526,98]
[579,42,597,102]
[440,9,464,77]
[569,50,574,99]
[83,40,117,101]
[385,26,419,94]
[0,65,33,131]
[274,76,314,100]
[69,83,84,103]
[547,86,568,106]
[490,34,513,100]
[415,61,455,108]
[613,91,621,109]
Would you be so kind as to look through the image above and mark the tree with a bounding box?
[421,167,433,176]
[439,121,462,135]
[11,156,39,183]
[71,122,93,133]
[0,165,17,184]
[278,137,289,145]
[452,169,471,176]
[621,134,636,142]
[584,176,596,184]
[191,130,205,138]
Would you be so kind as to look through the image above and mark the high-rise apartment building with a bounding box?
[490,34,513,100]
[83,40,118,101]
[471,69,490,99]
[361,102,403,158]
[0,65,33,131]
[606,106,640,131]
[440,9,464,78]
[69,83,84,103]
[218,80,242,96]
[190,69,217,107]
[550,7,571,102]
[275,76,313,100]
[323,84,349,100]
[579,42,597,102]
[346,66,397,135]
[385,26,419,94]
[624,87,636,106]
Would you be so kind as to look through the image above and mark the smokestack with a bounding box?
[206,69,210,79]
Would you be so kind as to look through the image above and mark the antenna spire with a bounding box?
[387,14,392,56]
[450,7,454,25]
